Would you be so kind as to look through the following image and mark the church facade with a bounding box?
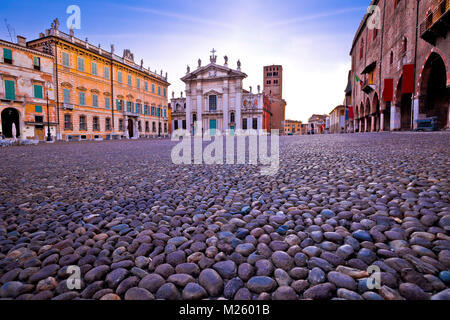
[171,50,270,136]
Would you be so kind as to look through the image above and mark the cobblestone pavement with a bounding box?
[0,132,449,300]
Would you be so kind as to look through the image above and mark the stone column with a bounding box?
[235,80,242,131]
[196,85,202,136]
[185,85,192,134]
[257,116,263,133]
[380,113,384,132]
[223,80,229,134]
[364,117,367,132]
[412,97,419,130]
[370,115,375,132]
[391,104,400,130]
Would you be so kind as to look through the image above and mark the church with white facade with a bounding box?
[171,50,269,136]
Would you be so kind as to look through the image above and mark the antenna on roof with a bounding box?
[4,19,16,42]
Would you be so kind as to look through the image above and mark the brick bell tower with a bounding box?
[263,65,283,99]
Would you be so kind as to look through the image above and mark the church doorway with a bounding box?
[1,108,20,138]
[128,119,134,138]
[420,53,449,129]
[209,119,217,136]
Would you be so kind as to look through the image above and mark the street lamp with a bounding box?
[158,105,161,137]
[46,82,53,142]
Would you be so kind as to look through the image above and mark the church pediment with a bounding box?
[181,63,247,82]
[203,89,222,96]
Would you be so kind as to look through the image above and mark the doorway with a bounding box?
[1,108,20,138]
[128,119,134,138]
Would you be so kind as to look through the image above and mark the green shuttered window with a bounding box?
[3,48,12,62]
[63,89,71,103]
[62,52,70,67]
[35,105,43,113]
[4,80,15,100]
[34,85,43,99]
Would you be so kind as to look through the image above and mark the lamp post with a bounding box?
[158,106,161,137]
[46,82,52,142]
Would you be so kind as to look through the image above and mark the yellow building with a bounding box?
[27,20,170,141]
[284,119,303,135]
[0,36,57,141]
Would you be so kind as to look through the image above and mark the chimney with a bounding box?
[17,35,26,47]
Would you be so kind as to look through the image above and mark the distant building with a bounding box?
[0,36,56,141]
[284,119,303,135]
[329,105,346,134]
[308,114,327,134]
[263,65,286,132]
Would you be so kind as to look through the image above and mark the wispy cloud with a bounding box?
[114,5,236,30]
[266,6,366,28]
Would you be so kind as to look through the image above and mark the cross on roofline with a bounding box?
[210,48,217,57]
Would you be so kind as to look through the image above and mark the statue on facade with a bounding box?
[172,91,175,98]
[237,59,241,70]
[141,59,144,68]
[187,65,190,73]
[198,59,202,68]
[51,18,60,30]
[111,44,115,54]
[224,55,228,65]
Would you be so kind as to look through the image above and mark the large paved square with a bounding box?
[0,132,449,300]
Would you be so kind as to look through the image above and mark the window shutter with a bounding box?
[3,48,12,60]
[35,105,43,113]
[34,85,43,99]
[33,57,40,67]
[62,52,69,66]
[116,99,120,111]
[4,80,15,100]
[64,89,70,103]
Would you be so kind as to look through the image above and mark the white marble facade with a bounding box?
[171,50,264,136]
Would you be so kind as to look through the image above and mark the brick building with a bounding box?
[27,19,170,141]
[350,0,449,132]
[0,36,57,141]
[263,65,286,132]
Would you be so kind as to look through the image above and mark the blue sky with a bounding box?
[1,0,370,122]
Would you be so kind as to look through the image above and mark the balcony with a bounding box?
[123,111,140,117]
[420,0,450,46]
[62,103,74,110]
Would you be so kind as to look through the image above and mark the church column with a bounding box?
[223,80,229,134]
[185,86,192,134]
[236,80,242,131]
[370,115,375,132]
[380,113,385,132]
[196,85,202,135]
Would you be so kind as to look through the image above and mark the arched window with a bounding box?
[390,51,394,65]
